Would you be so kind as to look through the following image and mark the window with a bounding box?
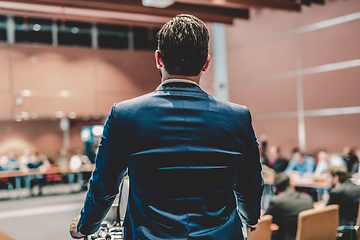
[0,16,6,42]
[57,21,92,47]
[98,24,128,49]
[133,27,160,50]
[1,14,162,51]
[15,17,52,44]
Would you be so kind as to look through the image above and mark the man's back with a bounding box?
[265,189,313,240]
[112,82,263,239]
[71,14,263,240]
[328,180,360,226]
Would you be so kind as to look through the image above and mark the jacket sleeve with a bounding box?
[326,189,341,207]
[264,200,279,225]
[77,104,127,235]
[234,108,264,226]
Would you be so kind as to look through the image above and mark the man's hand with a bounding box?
[313,201,326,210]
[247,219,260,232]
[70,215,86,239]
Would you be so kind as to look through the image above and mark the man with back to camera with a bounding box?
[314,166,360,240]
[264,173,313,240]
[70,14,264,240]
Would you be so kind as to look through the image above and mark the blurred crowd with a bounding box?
[0,148,92,173]
[0,147,93,194]
[259,142,360,240]
[260,143,360,181]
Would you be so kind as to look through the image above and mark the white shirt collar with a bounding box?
[161,78,199,86]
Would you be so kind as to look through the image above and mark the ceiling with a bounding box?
[0,0,324,26]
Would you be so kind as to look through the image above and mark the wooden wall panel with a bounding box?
[12,45,95,91]
[300,20,360,68]
[0,95,12,115]
[0,44,10,92]
[228,8,295,47]
[299,0,360,26]
[228,37,296,81]
[0,120,62,159]
[305,114,360,154]
[96,49,159,94]
[15,95,97,116]
[303,67,360,110]
[230,77,297,114]
[226,0,360,154]
[253,118,299,158]
[0,119,104,159]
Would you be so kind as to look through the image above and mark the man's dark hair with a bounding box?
[327,166,349,183]
[274,173,290,192]
[292,147,305,157]
[157,14,210,76]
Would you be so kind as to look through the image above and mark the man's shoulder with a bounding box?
[305,155,315,163]
[271,190,313,203]
[113,90,251,115]
[210,98,251,117]
[338,180,360,191]
[227,101,250,113]
[330,181,360,199]
[113,92,157,109]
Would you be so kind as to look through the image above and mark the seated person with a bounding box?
[0,151,19,171]
[314,150,345,179]
[267,145,288,173]
[18,148,33,171]
[314,166,360,240]
[350,146,360,179]
[342,146,358,173]
[284,148,316,177]
[27,152,50,195]
[265,173,313,240]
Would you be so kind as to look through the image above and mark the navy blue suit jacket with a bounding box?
[77,82,264,240]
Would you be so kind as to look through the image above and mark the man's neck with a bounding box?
[161,79,199,86]
[161,73,201,85]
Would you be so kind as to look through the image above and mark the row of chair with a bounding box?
[250,204,360,240]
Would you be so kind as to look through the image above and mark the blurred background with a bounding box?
[0,0,359,239]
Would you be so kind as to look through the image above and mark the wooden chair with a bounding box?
[295,204,339,240]
[250,215,273,240]
[0,230,15,240]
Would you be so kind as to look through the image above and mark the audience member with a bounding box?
[314,150,346,179]
[0,152,19,189]
[0,147,92,194]
[267,145,288,173]
[284,148,316,176]
[56,147,70,171]
[69,149,83,172]
[0,151,19,171]
[342,146,358,173]
[68,149,92,186]
[265,173,313,240]
[259,139,268,165]
[27,152,50,195]
[27,152,50,170]
[350,147,360,179]
[18,148,34,171]
[314,166,360,240]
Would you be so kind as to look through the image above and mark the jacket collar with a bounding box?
[155,78,205,93]
[161,78,199,86]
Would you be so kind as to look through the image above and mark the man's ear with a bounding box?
[155,50,163,69]
[201,54,211,72]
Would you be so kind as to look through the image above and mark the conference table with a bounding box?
[262,172,330,209]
